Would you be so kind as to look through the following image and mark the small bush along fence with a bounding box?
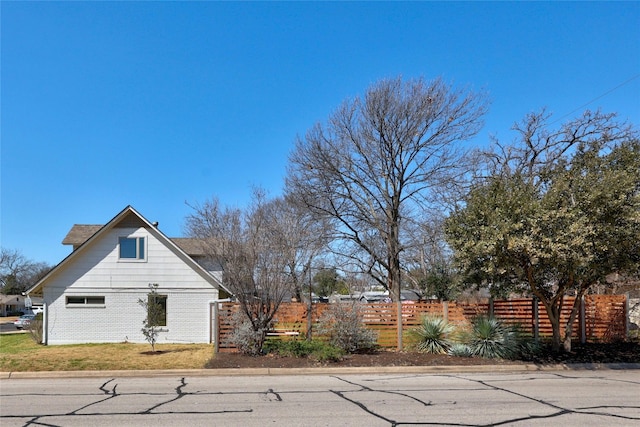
[215,295,628,352]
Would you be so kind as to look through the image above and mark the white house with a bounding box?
[27,206,229,345]
[0,295,42,316]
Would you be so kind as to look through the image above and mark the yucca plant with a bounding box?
[410,316,455,354]
[467,316,518,359]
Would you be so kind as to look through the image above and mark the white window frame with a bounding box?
[118,236,146,262]
[65,296,106,307]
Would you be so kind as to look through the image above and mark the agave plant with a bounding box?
[410,316,455,354]
[448,342,473,357]
[467,316,518,359]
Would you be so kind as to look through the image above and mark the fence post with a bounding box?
[213,302,219,354]
[532,297,539,343]
[488,298,494,318]
[580,295,586,344]
[625,293,630,340]
[443,300,449,323]
[307,298,313,341]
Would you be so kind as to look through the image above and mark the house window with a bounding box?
[119,236,145,260]
[147,295,167,326]
[148,294,167,327]
[66,296,105,306]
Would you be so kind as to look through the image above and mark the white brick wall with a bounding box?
[42,226,221,344]
[44,287,218,344]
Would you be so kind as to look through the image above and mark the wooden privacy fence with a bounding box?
[215,294,628,352]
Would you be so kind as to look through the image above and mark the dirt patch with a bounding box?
[205,342,640,369]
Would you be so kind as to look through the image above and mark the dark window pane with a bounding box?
[67,296,85,305]
[148,295,167,327]
[119,237,137,258]
[86,296,105,305]
[138,237,145,259]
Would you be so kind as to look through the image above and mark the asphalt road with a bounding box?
[1,370,639,426]
[0,318,21,334]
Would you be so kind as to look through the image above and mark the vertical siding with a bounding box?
[43,226,219,344]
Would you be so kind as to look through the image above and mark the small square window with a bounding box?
[119,237,145,260]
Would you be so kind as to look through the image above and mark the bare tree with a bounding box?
[271,194,331,302]
[185,190,325,354]
[286,76,487,348]
[1,248,51,295]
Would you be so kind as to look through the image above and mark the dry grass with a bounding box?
[0,334,213,372]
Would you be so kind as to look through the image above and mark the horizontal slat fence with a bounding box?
[216,294,627,352]
[584,295,627,342]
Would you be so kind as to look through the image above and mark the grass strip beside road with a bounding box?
[0,334,213,372]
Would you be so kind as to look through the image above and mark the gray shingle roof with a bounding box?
[62,225,103,246]
[61,224,208,256]
[170,238,208,256]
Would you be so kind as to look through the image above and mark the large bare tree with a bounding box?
[286,76,487,300]
[286,76,487,349]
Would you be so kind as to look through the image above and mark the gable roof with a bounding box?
[170,238,209,257]
[62,225,103,248]
[63,225,209,257]
[0,295,23,305]
[28,205,229,297]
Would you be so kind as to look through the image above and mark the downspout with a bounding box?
[42,302,48,345]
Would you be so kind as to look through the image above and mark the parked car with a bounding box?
[14,314,36,330]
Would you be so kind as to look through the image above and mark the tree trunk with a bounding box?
[544,299,563,353]
[550,316,562,352]
[562,300,579,353]
[390,253,403,351]
[563,290,586,352]
[387,212,404,351]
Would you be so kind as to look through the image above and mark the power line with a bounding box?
[551,73,640,124]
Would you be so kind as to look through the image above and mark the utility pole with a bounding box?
[307,266,313,341]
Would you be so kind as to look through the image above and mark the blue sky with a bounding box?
[2,2,639,265]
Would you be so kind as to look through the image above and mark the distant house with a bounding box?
[0,295,39,316]
[27,206,229,345]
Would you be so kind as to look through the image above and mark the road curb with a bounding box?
[2,363,639,379]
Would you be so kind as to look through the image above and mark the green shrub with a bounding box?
[514,337,544,360]
[409,316,454,354]
[263,339,345,362]
[466,316,519,359]
[311,343,345,362]
[264,339,315,358]
[316,302,378,353]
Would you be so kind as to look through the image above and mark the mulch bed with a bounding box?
[205,342,640,369]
